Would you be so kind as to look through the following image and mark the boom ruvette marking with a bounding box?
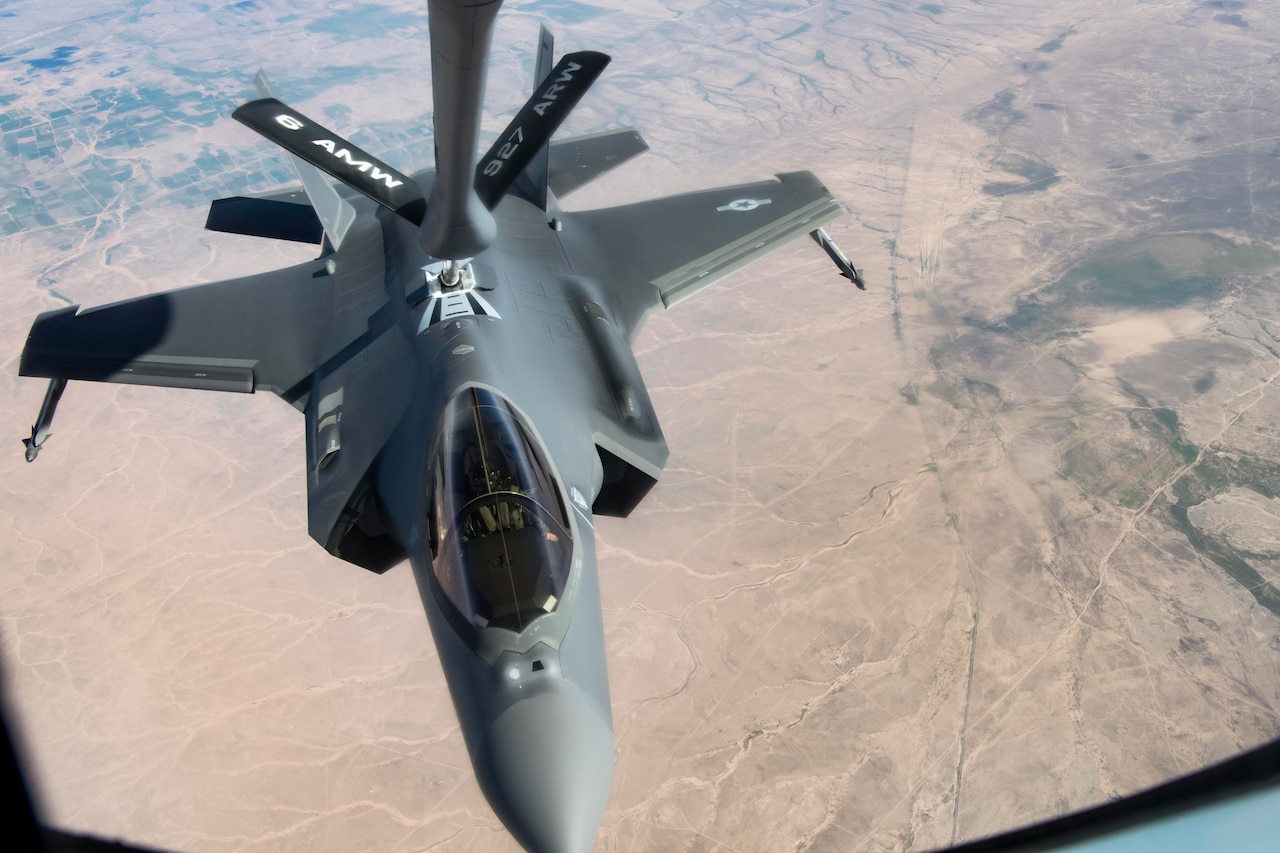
[17,1,863,850]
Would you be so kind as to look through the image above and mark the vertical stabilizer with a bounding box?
[510,25,555,210]
[254,71,357,249]
[473,49,611,210]
[420,0,503,259]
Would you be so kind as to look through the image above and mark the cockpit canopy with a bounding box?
[430,388,572,633]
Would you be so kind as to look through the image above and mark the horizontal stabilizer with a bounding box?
[233,98,426,225]
[206,194,324,244]
[509,25,557,209]
[547,127,648,198]
[474,50,611,210]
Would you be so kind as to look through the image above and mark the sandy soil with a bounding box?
[3,1,1280,851]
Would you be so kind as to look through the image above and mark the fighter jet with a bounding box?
[17,1,861,849]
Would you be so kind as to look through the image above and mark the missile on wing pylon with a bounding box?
[811,226,866,289]
[22,378,66,462]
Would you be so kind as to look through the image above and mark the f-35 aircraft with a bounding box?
[17,1,861,850]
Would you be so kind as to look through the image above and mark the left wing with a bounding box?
[19,254,417,569]
[20,257,345,403]
[567,170,842,337]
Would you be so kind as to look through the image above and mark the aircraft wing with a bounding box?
[18,250,415,566]
[19,257,341,403]
[571,170,842,337]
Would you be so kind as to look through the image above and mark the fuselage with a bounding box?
[13,4,850,850]
[359,177,632,852]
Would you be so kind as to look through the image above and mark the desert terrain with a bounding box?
[3,1,1280,850]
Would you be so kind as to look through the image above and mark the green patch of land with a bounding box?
[1066,233,1278,309]
[1036,27,1075,53]
[1173,451,1280,506]
[999,233,1280,339]
[1193,372,1216,394]
[1057,405,1196,509]
[982,152,1060,196]
[1170,501,1280,616]
[1164,451,1280,616]
[968,89,1025,134]
[1052,395,1280,614]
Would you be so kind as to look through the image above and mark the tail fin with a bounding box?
[473,49,611,210]
[508,26,556,209]
[249,72,358,249]
[233,92,426,227]
[235,6,609,258]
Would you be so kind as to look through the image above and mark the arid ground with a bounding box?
[3,1,1280,850]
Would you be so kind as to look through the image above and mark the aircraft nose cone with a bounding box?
[479,689,614,853]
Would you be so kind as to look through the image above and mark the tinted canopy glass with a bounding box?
[431,388,572,632]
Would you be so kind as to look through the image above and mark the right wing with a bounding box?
[569,170,842,337]
[20,257,345,402]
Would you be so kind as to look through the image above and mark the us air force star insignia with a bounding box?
[717,198,773,212]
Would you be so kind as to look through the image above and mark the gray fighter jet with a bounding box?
[17,1,861,850]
